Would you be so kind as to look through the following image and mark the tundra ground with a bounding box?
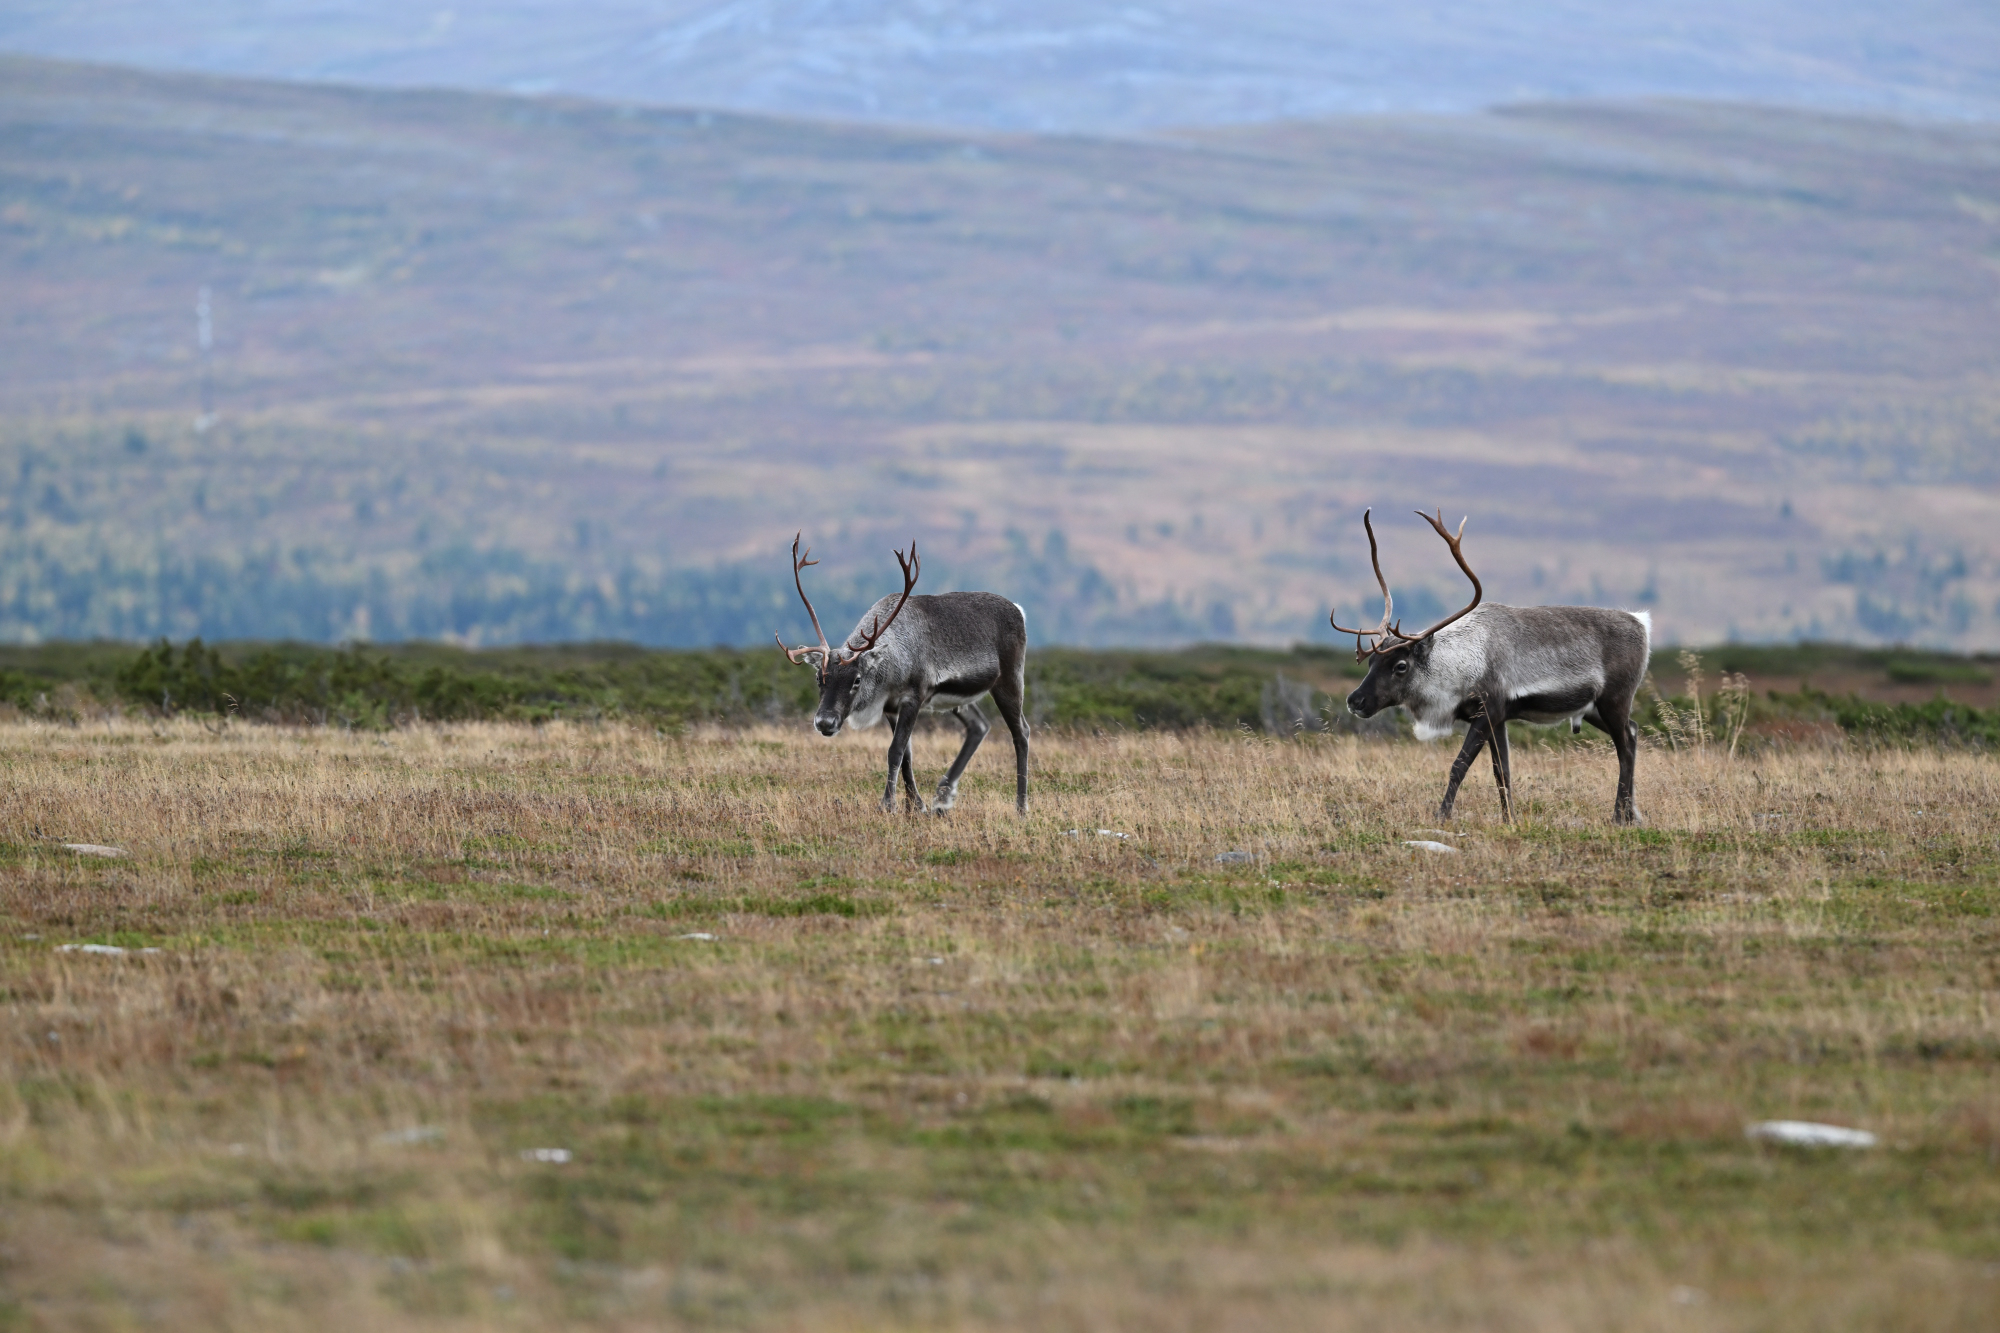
[0,719,1996,1330]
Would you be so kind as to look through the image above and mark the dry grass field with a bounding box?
[0,718,1996,1330]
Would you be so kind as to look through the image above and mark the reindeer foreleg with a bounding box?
[1438,715,1489,820]
[882,703,926,813]
[1484,694,1513,822]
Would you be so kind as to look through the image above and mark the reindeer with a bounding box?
[778,535,1030,813]
[1333,510,1652,824]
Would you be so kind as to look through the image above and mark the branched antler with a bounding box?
[835,542,920,664]
[776,532,834,672]
[1399,508,1481,642]
[1328,508,1483,658]
[1328,508,1394,659]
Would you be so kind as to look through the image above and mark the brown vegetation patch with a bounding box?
[0,719,1995,1328]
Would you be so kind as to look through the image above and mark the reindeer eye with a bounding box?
[1393,660,1410,675]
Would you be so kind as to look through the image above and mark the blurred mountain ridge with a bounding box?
[1,1,1997,131]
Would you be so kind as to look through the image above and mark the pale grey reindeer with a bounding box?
[1335,510,1652,824]
[777,535,1031,813]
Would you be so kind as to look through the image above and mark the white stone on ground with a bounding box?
[1746,1120,1877,1148]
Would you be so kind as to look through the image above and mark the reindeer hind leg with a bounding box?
[933,703,990,813]
[990,668,1031,814]
[1582,698,1642,825]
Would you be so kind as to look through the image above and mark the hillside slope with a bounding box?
[3,1,1997,129]
[1,56,1998,646]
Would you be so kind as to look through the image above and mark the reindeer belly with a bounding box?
[1509,682,1601,727]
[924,667,1001,712]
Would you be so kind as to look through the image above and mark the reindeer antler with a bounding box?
[834,541,920,665]
[776,532,835,671]
[1329,508,1483,658]
[1394,509,1482,643]
[1328,508,1395,660]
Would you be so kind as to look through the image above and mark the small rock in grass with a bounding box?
[1403,840,1459,854]
[1062,829,1131,839]
[521,1147,572,1163]
[674,932,717,941]
[375,1126,444,1146]
[57,942,161,956]
[1214,850,1254,864]
[62,843,126,858]
[1746,1120,1876,1149]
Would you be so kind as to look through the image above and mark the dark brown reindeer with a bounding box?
[778,535,1030,813]
[1334,510,1652,824]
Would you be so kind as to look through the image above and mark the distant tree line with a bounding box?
[0,535,1261,649]
[0,638,1991,746]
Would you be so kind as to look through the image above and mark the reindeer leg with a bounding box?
[1583,698,1643,825]
[880,703,902,811]
[934,703,990,814]
[1484,695,1513,822]
[1621,718,1642,825]
[1604,699,1640,825]
[1438,715,1489,820]
[990,667,1031,814]
[901,743,922,810]
[882,703,925,813]
[899,705,927,813]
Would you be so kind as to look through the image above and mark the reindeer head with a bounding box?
[776,534,920,736]
[1333,509,1483,719]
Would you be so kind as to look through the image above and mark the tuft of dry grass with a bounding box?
[0,718,1996,1330]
